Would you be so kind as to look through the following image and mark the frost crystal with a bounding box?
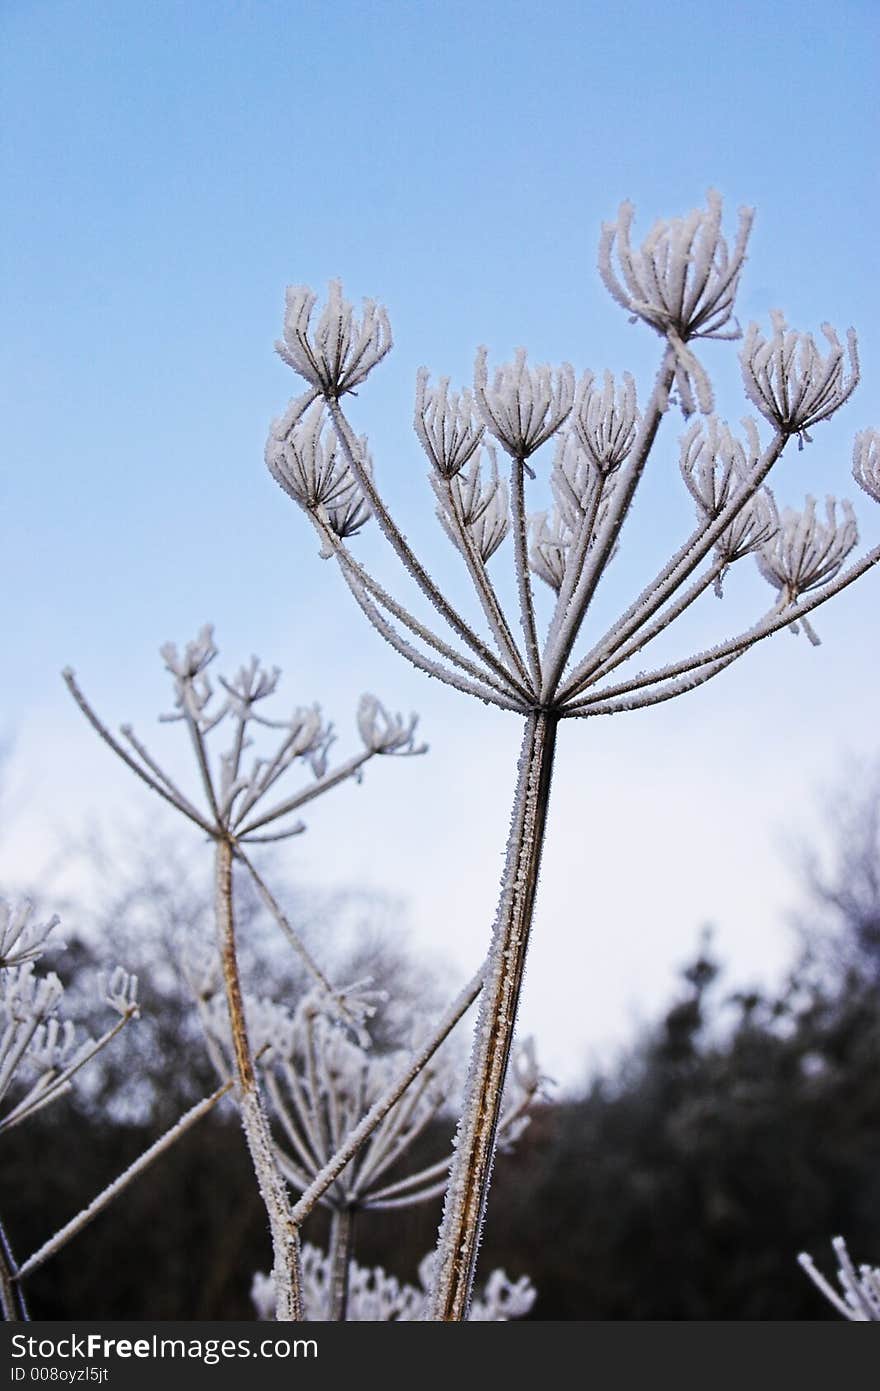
[275,280,392,398]
[266,404,373,544]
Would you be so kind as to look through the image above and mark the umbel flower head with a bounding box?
[276,280,392,399]
[756,496,858,644]
[266,402,373,547]
[414,370,485,479]
[572,370,639,475]
[852,428,880,503]
[474,347,575,464]
[599,190,753,415]
[740,312,859,446]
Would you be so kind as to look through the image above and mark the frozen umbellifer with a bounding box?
[266,192,880,1320]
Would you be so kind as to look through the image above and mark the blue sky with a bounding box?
[2,0,878,1084]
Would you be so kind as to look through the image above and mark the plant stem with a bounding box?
[214,838,303,1321]
[430,711,558,1320]
[326,1207,354,1321]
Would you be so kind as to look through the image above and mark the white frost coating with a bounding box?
[852,428,880,503]
[474,347,575,462]
[740,312,859,445]
[253,1245,536,1321]
[435,446,511,563]
[528,510,572,593]
[414,370,485,478]
[755,496,859,643]
[275,280,392,397]
[356,694,426,756]
[598,191,753,415]
[68,627,422,848]
[0,899,61,968]
[799,1237,880,1321]
[678,417,779,593]
[265,402,372,543]
[572,370,639,474]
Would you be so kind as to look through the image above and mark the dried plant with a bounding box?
[251,1245,536,1322]
[64,627,426,1320]
[799,1237,880,1320]
[0,897,143,1317]
[203,979,544,1319]
[266,192,880,1318]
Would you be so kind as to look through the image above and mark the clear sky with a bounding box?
[2,0,878,1086]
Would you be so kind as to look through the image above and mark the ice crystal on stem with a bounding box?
[267,190,879,1318]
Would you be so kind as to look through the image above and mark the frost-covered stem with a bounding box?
[584,557,727,687]
[214,838,303,1322]
[511,459,542,691]
[15,1082,233,1282]
[289,964,484,1225]
[236,750,373,837]
[437,477,532,688]
[430,712,558,1321]
[327,398,522,691]
[316,518,531,704]
[543,472,609,660]
[540,352,676,700]
[328,552,528,712]
[559,432,787,701]
[61,671,216,835]
[234,849,334,997]
[327,1206,354,1321]
[0,1012,137,1133]
[0,1219,26,1321]
[563,542,880,715]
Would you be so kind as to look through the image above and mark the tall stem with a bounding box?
[326,1207,354,1321]
[214,838,303,1321]
[430,711,558,1320]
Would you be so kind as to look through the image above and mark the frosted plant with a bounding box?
[64,628,425,1321]
[203,983,543,1320]
[0,897,144,1318]
[852,428,880,503]
[799,1237,880,1320]
[755,497,859,645]
[266,193,880,1318]
[252,1245,536,1321]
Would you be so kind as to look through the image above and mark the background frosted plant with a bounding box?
[64,626,425,1321]
[202,983,544,1321]
[799,1237,880,1320]
[252,1245,536,1322]
[267,190,880,1320]
[0,898,140,1318]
